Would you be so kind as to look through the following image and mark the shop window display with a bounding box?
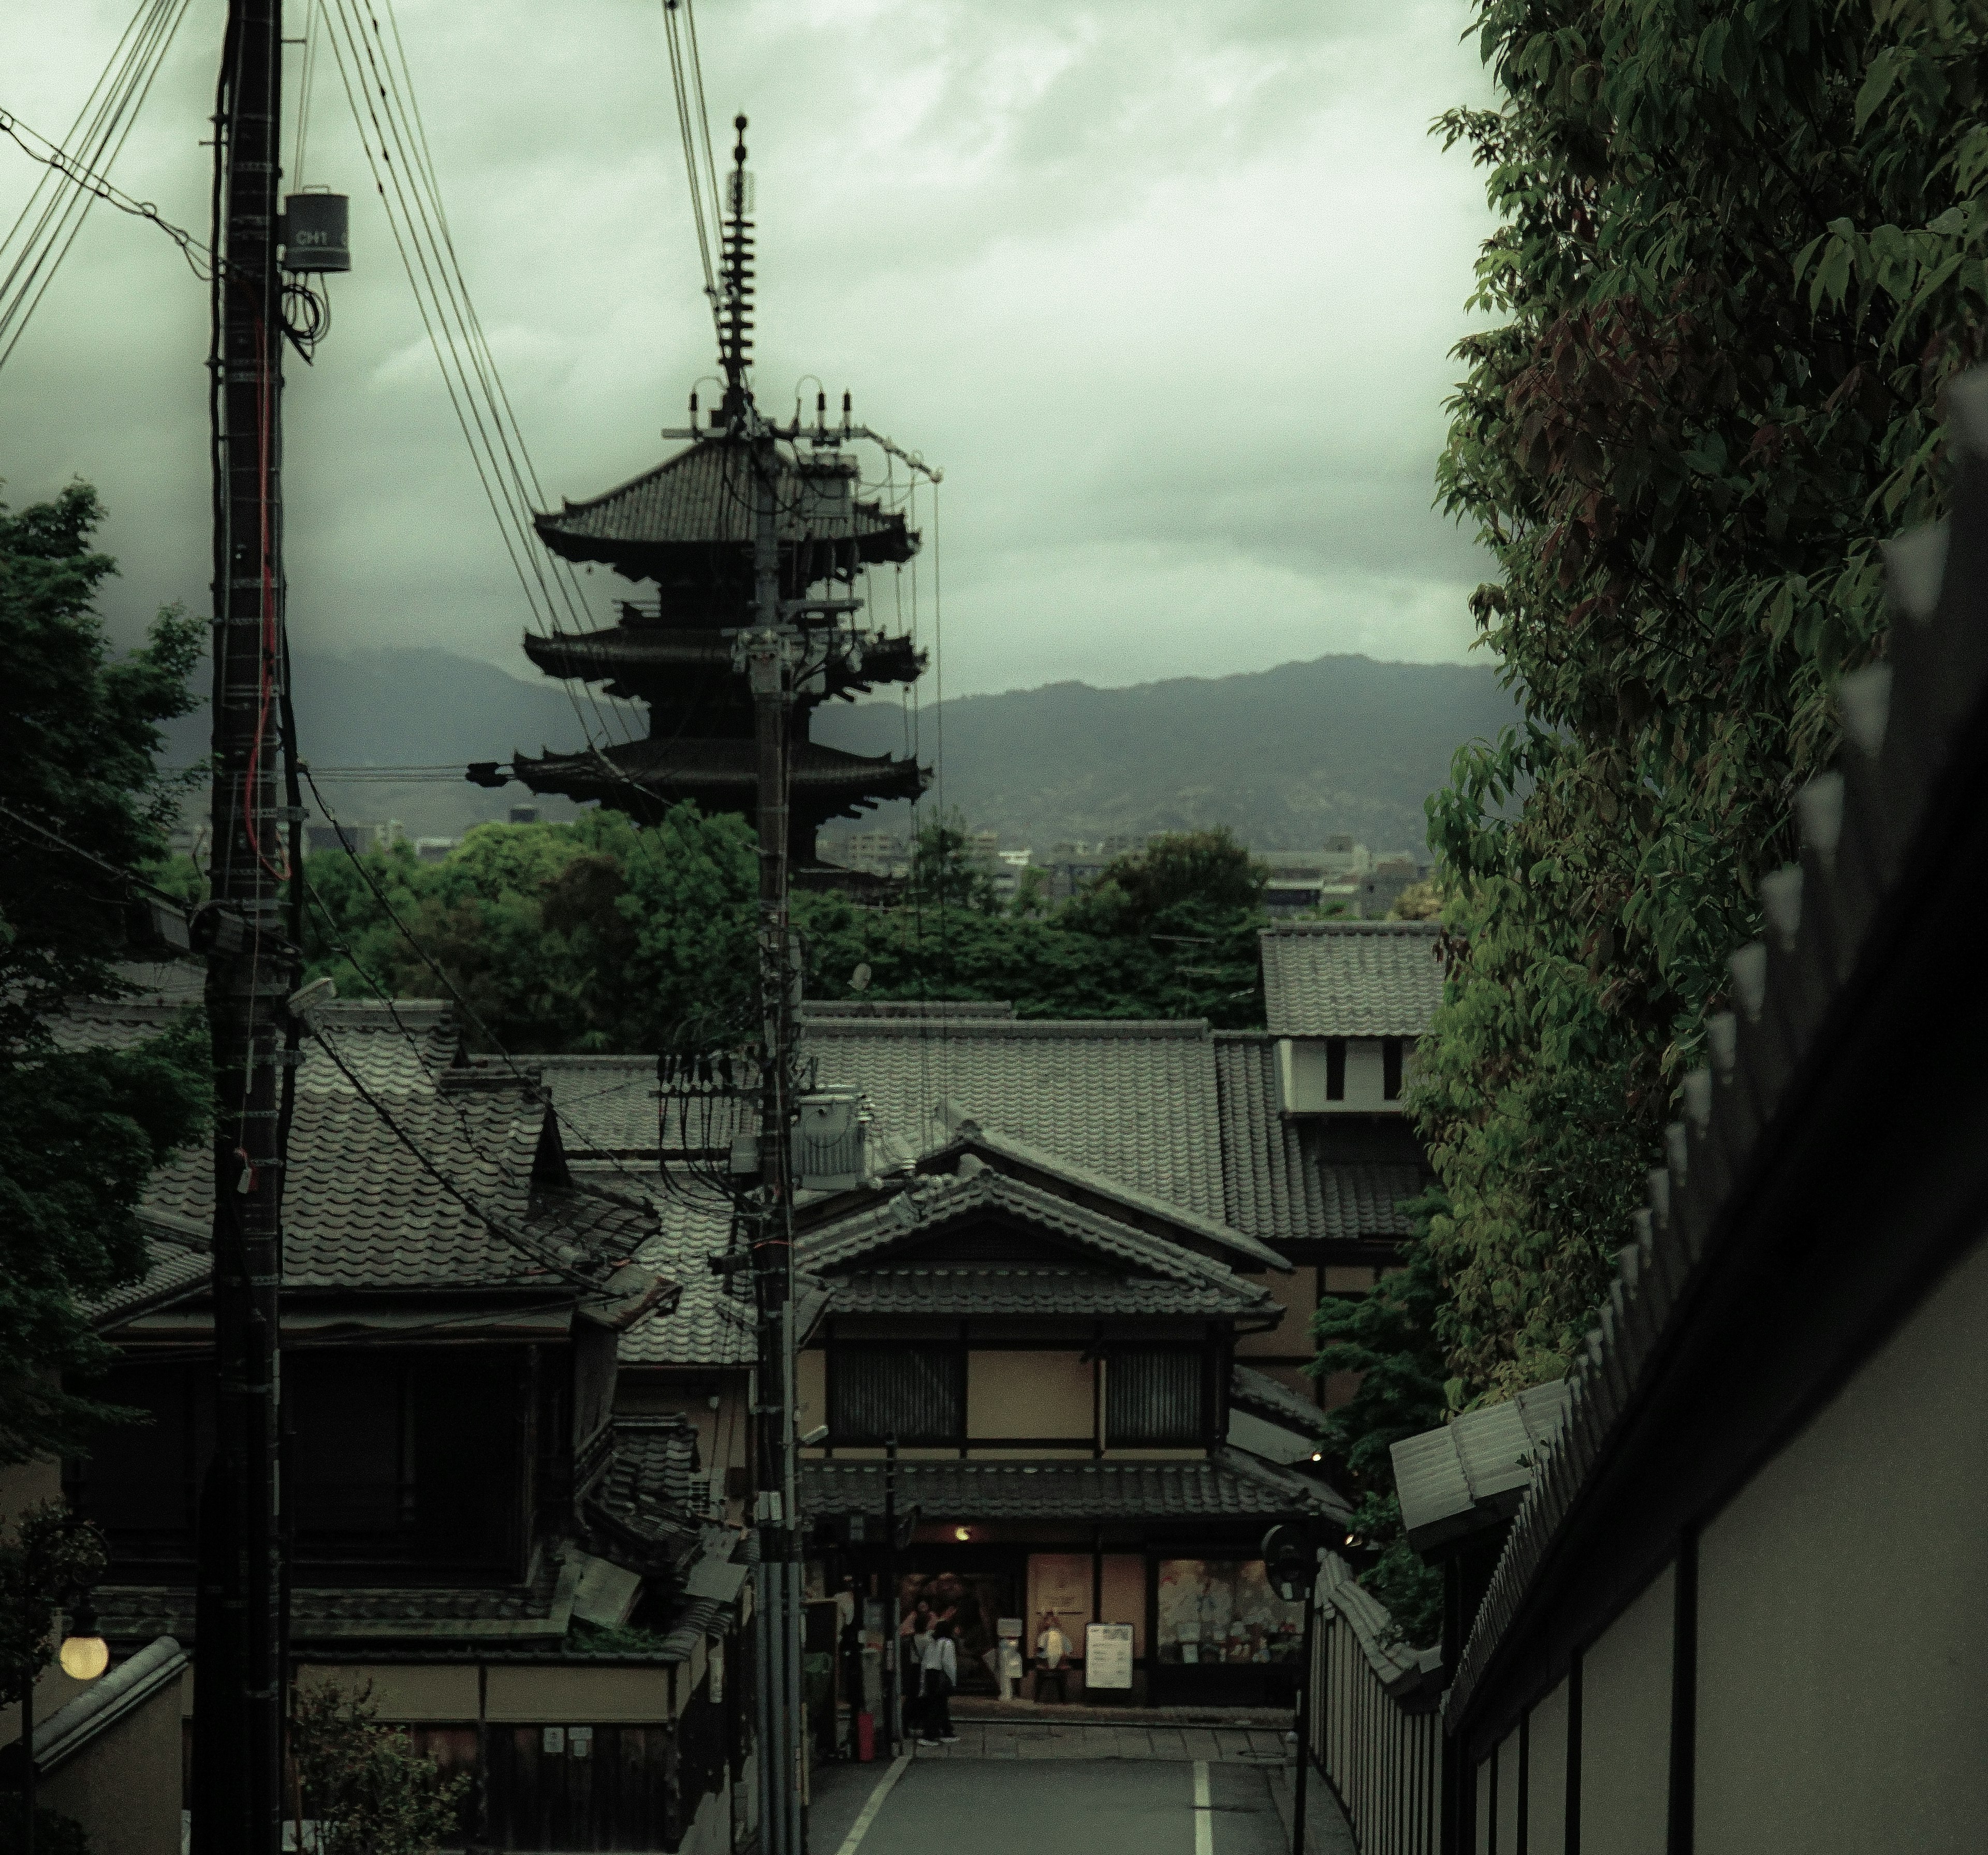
[1155,1559,1304,1666]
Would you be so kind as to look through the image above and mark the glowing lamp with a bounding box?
[953,1526,971,1543]
[59,1600,108,1681]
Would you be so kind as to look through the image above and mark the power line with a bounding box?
[0,0,194,371]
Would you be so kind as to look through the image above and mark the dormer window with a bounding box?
[1276,1036,1415,1114]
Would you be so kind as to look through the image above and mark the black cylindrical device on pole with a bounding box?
[281,191,349,272]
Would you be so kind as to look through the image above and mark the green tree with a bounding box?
[1418,0,1988,1406]
[290,1679,469,1855]
[301,802,758,1055]
[1310,1210,1449,1648]
[0,484,210,1464]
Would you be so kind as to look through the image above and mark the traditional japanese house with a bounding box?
[1215,921,1444,1413]
[499,437,929,879]
[51,1001,755,1855]
[783,1006,1351,1708]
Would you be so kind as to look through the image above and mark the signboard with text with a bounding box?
[1085,1622,1135,1690]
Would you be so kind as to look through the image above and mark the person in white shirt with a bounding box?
[919,1620,959,1744]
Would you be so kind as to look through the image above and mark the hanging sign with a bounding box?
[1085,1622,1134,1690]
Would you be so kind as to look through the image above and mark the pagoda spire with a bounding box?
[718,115,754,413]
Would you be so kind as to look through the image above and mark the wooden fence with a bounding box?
[1309,1555,1443,1855]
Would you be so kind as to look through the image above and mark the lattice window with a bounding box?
[831,1346,963,1445]
[1106,1349,1207,1447]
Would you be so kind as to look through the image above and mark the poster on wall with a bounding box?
[1085,1623,1134,1689]
[1154,1560,1304,1666]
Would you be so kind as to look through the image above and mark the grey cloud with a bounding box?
[0,0,1498,699]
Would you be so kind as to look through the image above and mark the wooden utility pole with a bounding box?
[194,5,289,1851]
[717,112,806,1855]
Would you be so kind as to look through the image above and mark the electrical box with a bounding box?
[795,1087,871,1191]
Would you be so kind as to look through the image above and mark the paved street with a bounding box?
[814,1756,1295,1855]
[903,1721,1292,1763]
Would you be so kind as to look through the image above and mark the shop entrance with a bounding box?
[895,1563,1019,1692]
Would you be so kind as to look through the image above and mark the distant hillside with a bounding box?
[162,648,1518,852]
[813,654,1520,853]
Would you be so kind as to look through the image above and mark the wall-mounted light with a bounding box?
[58,1597,108,1681]
[953,1525,971,1543]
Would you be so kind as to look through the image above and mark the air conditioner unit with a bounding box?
[795,1086,872,1191]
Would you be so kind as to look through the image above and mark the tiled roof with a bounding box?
[937,1115,1289,1270]
[98,1549,576,1646]
[800,1450,1348,1524]
[1259,921,1445,1038]
[799,1168,1277,1321]
[582,1416,706,1576]
[1231,1363,1325,1435]
[535,442,914,562]
[1444,369,1988,1730]
[799,1016,1229,1220]
[53,998,457,1097]
[825,1264,1267,1319]
[138,1087,652,1294]
[89,1242,211,1323]
[622,1191,754,1369]
[1390,1382,1572,1558]
[1214,1035,1430,1244]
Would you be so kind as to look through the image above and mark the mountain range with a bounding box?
[160,648,1520,853]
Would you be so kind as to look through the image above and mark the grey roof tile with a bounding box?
[582,1415,706,1575]
[799,1017,1229,1220]
[622,1193,755,1369]
[800,1450,1348,1524]
[1231,1363,1325,1434]
[1214,1035,1431,1244]
[826,1264,1266,1319]
[136,1086,654,1296]
[1259,921,1445,1038]
[799,1169,1277,1321]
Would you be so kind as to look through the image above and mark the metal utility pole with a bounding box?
[195,6,289,1852]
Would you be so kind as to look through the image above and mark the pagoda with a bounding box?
[499,123,930,874]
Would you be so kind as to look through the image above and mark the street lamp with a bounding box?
[19,1590,108,1855]
[57,1599,108,1682]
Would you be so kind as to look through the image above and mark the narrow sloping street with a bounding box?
[816,1758,1296,1855]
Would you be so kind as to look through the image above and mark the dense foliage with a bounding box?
[291,1679,469,1855]
[0,485,210,1464]
[302,816,1277,1047]
[1309,1207,1449,1647]
[1413,0,1988,1406]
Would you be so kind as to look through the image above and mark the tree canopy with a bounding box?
[1411,2,1988,1406]
[0,484,209,1465]
[301,814,1281,1046]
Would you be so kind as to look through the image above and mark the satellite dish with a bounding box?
[850,962,872,994]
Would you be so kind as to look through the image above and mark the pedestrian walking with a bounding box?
[900,1600,933,1741]
[920,1619,959,1744]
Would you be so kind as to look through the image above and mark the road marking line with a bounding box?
[833,1753,912,1855]
[1193,1759,1214,1855]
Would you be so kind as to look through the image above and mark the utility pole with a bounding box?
[194,6,289,1853]
[721,114,806,1855]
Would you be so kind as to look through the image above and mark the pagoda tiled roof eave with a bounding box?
[511,737,929,805]
[532,441,916,564]
[520,625,926,694]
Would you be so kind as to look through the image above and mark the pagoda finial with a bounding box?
[718,114,755,406]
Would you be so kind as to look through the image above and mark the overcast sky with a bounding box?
[0,0,1498,698]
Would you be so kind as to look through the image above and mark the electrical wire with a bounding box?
[298,764,680,1200]
[319,0,657,819]
[0,103,214,284]
[306,1017,624,1294]
[0,0,195,371]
